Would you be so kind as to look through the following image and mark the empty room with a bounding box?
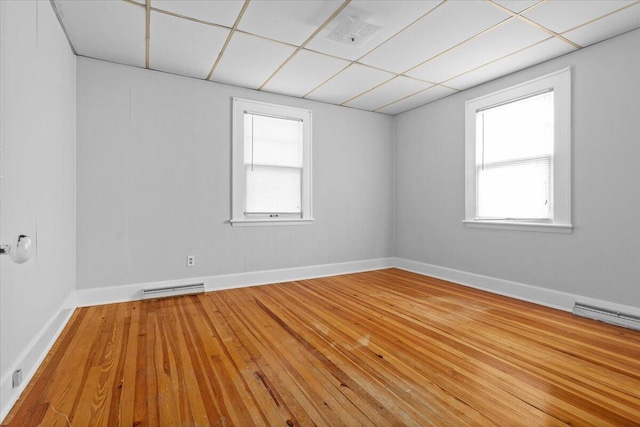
[1,0,640,425]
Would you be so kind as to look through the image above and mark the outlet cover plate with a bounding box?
[12,369,22,388]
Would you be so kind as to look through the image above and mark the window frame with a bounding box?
[231,97,313,227]
[463,68,572,233]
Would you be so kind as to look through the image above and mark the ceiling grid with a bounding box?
[206,0,251,80]
[257,0,353,90]
[52,0,640,115]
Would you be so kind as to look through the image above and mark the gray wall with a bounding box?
[76,58,394,290]
[394,28,640,308]
[0,0,76,400]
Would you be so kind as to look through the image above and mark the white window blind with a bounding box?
[232,97,313,227]
[244,113,303,216]
[475,91,554,220]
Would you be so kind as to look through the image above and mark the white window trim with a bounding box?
[463,68,572,233]
[231,97,313,227]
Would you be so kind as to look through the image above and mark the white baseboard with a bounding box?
[392,257,640,318]
[0,292,76,423]
[75,258,395,307]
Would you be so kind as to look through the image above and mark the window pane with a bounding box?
[244,113,302,168]
[477,91,554,164]
[245,165,301,214]
[475,91,554,220]
[477,156,551,219]
[232,98,313,225]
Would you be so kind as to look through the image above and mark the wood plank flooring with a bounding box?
[3,268,640,426]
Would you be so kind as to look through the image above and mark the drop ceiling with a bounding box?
[52,0,640,115]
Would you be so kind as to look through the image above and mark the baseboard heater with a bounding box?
[142,283,205,300]
[572,302,640,331]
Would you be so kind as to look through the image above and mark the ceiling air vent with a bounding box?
[325,16,382,47]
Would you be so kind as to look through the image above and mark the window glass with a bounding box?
[231,98,313,226]
[475,91,553,220]
[464,68,572,233]
[243,113,303,215]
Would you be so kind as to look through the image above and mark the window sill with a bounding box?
[230,218,315,227]
[462,220,573,234]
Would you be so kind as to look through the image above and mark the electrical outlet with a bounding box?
[12,369,22,388]
[187,255,195,267]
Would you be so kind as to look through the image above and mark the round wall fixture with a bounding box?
[0,235,34,264]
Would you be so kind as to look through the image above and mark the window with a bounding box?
[231,98,313,226]
[464,68,572,233]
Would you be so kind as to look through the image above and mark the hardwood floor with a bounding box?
[4,268,640,426]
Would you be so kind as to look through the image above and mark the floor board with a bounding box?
[3,268,640,426]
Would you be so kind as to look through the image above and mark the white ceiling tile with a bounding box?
[150,0,245,27]
[55,0,145,67]
[306,1,442,61]
[305,63,394,105]
[445,38,574,91]
[51,0,640,114]
[262,50,350,98]
[345,76,432,111]
[563,3,640,47]
[211,32,297,89]
[377,85,458,115]
[238,1,343,45]
[522,0,636,34]
[150,11,229,79]
[360,1,510,74]
[492,0,541,14]
[407,18,549,83]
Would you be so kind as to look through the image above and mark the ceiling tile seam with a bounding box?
[351,0,449,65]
[122,0,144,9]
[400,75,438,86]
[145,0,150,69]
[337,72,440,108]
[49,0,77,55]
[302,63,354,99]
[485,0,581,50]
[485,0,517,18]
[439,35,558,90]
[123,0,235,32]
[515,15,581,49]
[373,84,438,113]
[303,0,448,100]
[301,46,359,63]
[206,0,251,80]
[352,61,402,76]
[399,15,516,79]
[149,7,232,32]
[438,82,459,92]
[520,0,546,15]
[235,29,299,49]
[128,0,611,85]
[486,0,544,17]
[375,83,460,113]
[303,0,449,102]
[256,49,308,92]
[339,75,399,106]
[257,0,353,91]
[559,0,640,38]
[301,57,436,102]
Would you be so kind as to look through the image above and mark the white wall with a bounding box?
[0,0,76,415]
[394,28,640,309]
[76,58,394,290]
